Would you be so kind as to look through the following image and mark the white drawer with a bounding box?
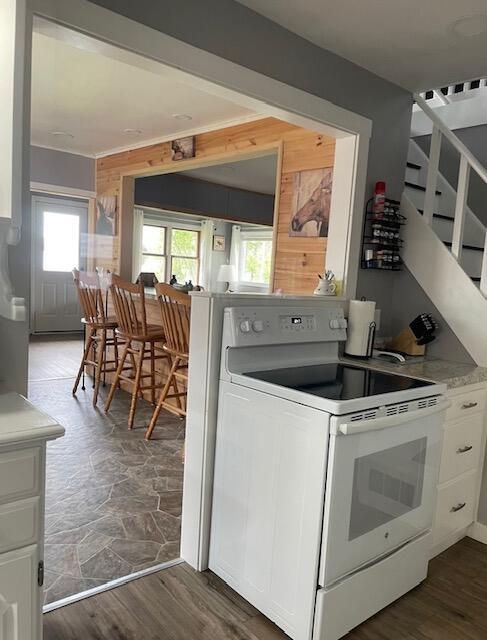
[439,414,484,483]
[433,473,476,543]
[446,388,486,423]
[0,448,40,504]
[0,497,39,554]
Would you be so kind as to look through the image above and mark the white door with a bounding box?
[32,196,88,333]
[210,381,329,640]
[319,398,449,588]
[0,544,40,640]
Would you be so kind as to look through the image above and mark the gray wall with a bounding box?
[30,145,95,192]
[135,174,274,226]
[414,126,487,226]
[389,268,474,364]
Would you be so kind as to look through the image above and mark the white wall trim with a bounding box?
[30,143,95,160]
[30,181,95,199]
[468,521,487,545]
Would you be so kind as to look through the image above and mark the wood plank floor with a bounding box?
[44,537,487,639]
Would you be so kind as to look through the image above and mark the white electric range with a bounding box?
[209,305,449,640]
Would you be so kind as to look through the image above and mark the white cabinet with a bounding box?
[0,393,64,640]
[0,545,39,640]
[431,383,487,556]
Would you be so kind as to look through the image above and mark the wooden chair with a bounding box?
[145,284,191,440]
[104,274,168,428]
[72,269,119,407]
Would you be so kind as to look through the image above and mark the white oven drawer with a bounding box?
[0,448,41,504]
[446,388,486,423]
[433,472,476,543]
[439,415,484,484]
[0,497,39,554]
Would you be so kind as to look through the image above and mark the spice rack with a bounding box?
[361,197,406,271]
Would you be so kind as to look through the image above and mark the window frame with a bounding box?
[141,216,201,284]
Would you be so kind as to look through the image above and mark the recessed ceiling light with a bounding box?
[451,14,487,38]
[49,130,74,139]
[172,114,192,121]
[123,128,142,135]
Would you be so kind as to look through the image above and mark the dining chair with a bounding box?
[104,274,168,428]
[145,284,191,440]
[72,269,119,407]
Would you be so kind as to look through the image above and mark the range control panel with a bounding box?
[225,305,347,347]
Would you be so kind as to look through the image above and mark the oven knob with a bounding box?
[339,318,348,329]
[239,320,251,333]
[329,318,341,329]
[252,319,264,333]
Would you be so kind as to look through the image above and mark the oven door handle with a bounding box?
[336,399,451,435]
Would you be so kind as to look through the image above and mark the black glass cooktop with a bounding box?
[244,362,434,401]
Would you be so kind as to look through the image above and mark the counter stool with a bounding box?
[72,269,120,407]
[145,284,191,440]
[104,274,168,429]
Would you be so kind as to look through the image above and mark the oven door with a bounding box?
[319,397,449,588]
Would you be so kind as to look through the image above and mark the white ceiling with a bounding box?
[31,25,257,157]
[237,0,487,91]
[181,155,277,195]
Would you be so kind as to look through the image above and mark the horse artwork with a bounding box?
[289,167,333,237]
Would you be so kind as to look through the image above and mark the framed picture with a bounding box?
[96,194,118,236]
[289,167,333,238]
[171,136,195,161]
[213,235,226,252]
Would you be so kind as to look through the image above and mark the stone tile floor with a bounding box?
[28,374,184,606]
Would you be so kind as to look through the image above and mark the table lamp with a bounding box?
[217,264,236,293]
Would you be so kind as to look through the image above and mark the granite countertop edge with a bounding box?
[339,356,487,390]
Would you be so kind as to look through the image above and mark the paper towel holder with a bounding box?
[345,321,376,360]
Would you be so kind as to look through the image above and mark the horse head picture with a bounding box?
[289,167,333,237]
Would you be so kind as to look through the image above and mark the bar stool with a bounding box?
[145,284,191,440]
[72,269,120,407]
[104,274,168,429]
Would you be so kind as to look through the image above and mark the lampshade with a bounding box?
[217,264,236,282]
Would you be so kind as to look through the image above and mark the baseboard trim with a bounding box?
[468,521,487,545]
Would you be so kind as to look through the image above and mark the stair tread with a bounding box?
[405,181,442,195]
[407,161,421,170]
[443,241,484,252]
[471,276,481,282]
[417,209,453,222]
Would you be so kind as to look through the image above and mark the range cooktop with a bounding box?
[244,362,434,401]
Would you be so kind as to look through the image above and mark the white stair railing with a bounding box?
[413,94,487,294]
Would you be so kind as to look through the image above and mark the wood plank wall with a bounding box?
[94,117,335,294]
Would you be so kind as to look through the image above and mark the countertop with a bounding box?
[340,355,487,390]
[0,392,65,445]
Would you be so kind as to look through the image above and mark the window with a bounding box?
[240,237,272,284]
[234,228,273,286]
[170,228,199,283]
[141,225,166,282]
[141,221,200,284]
[43,211,80,272]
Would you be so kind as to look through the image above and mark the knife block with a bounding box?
[386,327,425,357]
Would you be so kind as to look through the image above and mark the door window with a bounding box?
[349,437,427,541]
[42,211,80,272]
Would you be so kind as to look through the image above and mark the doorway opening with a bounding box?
[20,2,370,614]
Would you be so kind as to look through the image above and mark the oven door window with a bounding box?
[349,437,426,541]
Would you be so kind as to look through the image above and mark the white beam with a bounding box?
[451,156,470,261]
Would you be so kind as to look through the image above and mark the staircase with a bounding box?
[402,94,487,365]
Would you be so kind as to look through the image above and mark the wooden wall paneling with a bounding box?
[94,117,336,295]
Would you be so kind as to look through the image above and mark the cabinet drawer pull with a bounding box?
[456,445,473,454]
[461,402,478,410]
[450,502,466,513]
